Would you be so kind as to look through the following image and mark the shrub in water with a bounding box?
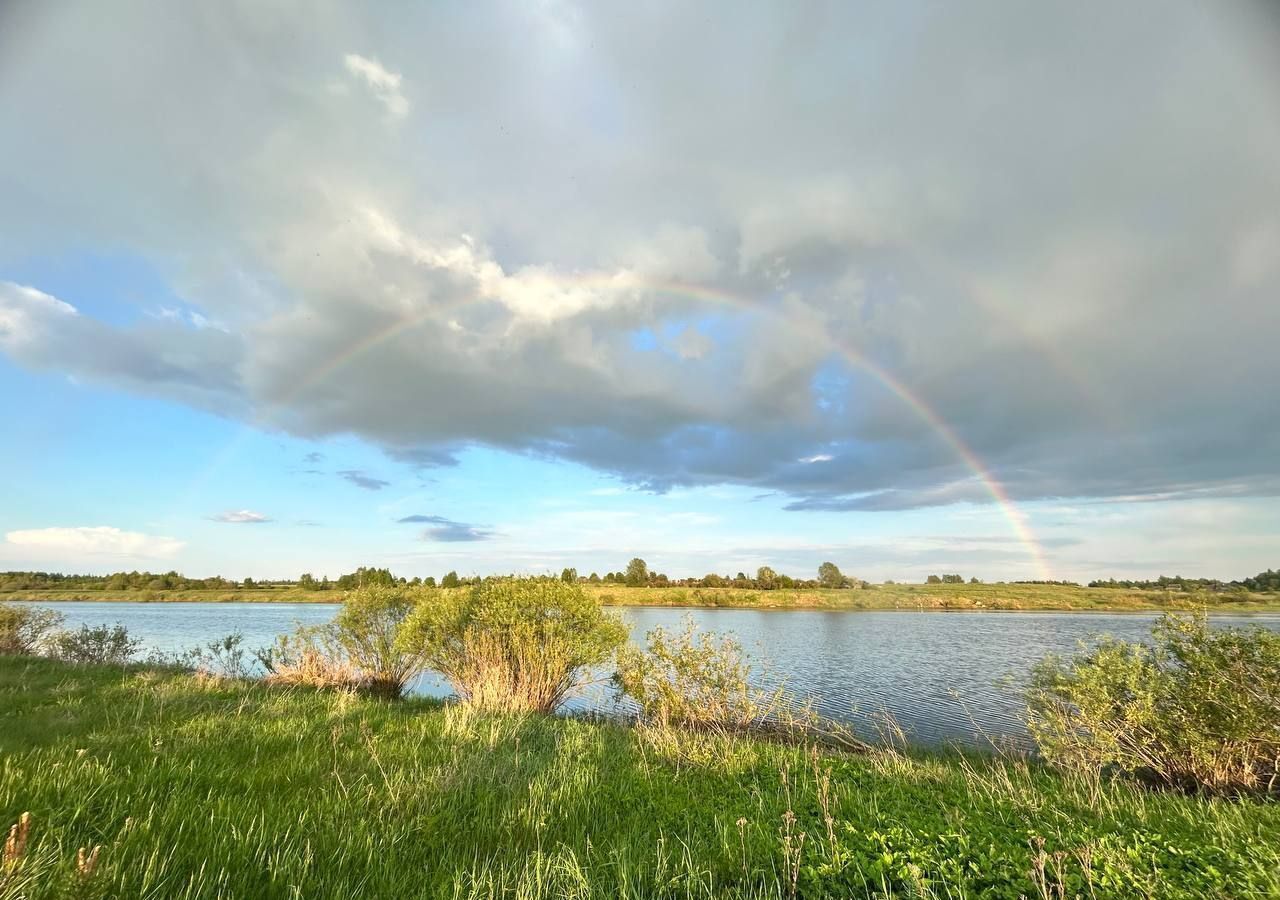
[615,616,779,730]
[1027,612,1280,793]
[398,577,627,713]
[50,624,140,665]
[0,604,64,656]
[329,585,424,698]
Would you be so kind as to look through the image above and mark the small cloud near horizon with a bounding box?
[338,470,390,490]
[397,513,492,542]
[210,509,271,524]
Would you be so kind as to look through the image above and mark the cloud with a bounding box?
[799,454,833,464]
[338,469,390,490]
[303,451,324,464]
[209,510,271,523]
[1,3,1278,514]
[6,526,185,558]
[343,53,409,120]
[397,514,492,542]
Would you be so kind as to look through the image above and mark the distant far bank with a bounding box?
[4,582,1278,612]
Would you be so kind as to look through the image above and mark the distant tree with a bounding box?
[756,566,777,590]
[441,570,461,589]
[942,574,964,584]
[561,567,578,584]
[423,576,437,588]
[970,577,981,584]
[243,577,255,587]
[625,558,649,587]
[702,573,724,588]
[299,573,317,589]
[588,572,600,583]
[818,562,846,589]
[926,575,942,584]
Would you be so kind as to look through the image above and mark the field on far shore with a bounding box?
[3,581,1278,612]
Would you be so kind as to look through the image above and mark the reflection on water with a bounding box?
[38,602,1280,747]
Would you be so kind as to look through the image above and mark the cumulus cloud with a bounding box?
[210,510,271,524]
[397,514,492,542]
[6,526,185,558]
[338,470,390,490]
[343,53,409,120]
[1,2,1278,513]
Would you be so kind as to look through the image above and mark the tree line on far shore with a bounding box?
[3,564,1278,594]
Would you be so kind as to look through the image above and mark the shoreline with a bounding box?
[5,592,1279,614]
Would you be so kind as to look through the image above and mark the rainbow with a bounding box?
[234,271,1053,579]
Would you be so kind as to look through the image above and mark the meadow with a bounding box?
[4,654,1279,899]
[3,581,1278,612]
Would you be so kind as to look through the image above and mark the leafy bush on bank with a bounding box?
[1027,612,1280,794]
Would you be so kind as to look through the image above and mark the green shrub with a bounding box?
[1027,612,1280,793]
[328,585,424,698]
[398,577,626,713]
[615,616,775,730]
[49,623,140,665]
[0,604,63,655]
[183,632,252,679]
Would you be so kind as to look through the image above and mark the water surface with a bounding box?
[39,602,1280,747]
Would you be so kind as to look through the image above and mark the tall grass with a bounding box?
[3,656,1278,898]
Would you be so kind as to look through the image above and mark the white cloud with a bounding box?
[343,53,409,120]
[5,526,185,558]
[0,282,77,348]
[799,454,834,464]
[210,509,271,523]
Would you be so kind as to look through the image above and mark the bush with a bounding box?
[0,604,63,655]
[327,585,423,698]
[615,616,775,730]
[399,577,627,713]
[49,624,139,665]
[1027,613,1280,794]
[255,628,362,690]
[184,632,252,679]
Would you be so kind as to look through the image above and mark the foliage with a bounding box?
[624,558,648,587]
[334,566,397,590]
[183,632,252,679]
[327,585,424,698]
[441,570,461,589]
[399,577,627,712]
[1027,613,1280,793]
[616,616,776,730]
[817,562,846,589]
[255,628,362,690]
[0,604,63,655]
[4,656,1280,898]
[48,624,139,665]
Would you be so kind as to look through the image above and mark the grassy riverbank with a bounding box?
[3,656,1277,898]
[5,582,1278,612]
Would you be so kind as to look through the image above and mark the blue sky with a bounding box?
[1,2,1278,581]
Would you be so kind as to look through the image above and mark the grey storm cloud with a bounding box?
[1,1,1279,510]
[337,470,390,491]
[397,515,492,542]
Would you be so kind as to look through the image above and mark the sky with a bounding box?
[1,1,1278,583]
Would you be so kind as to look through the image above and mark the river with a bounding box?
[35,602,1280,747]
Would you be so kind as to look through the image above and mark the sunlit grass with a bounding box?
[3,656,1278,898]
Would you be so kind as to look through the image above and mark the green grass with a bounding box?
[5,582,1279,612]
[3,657,1278,898]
